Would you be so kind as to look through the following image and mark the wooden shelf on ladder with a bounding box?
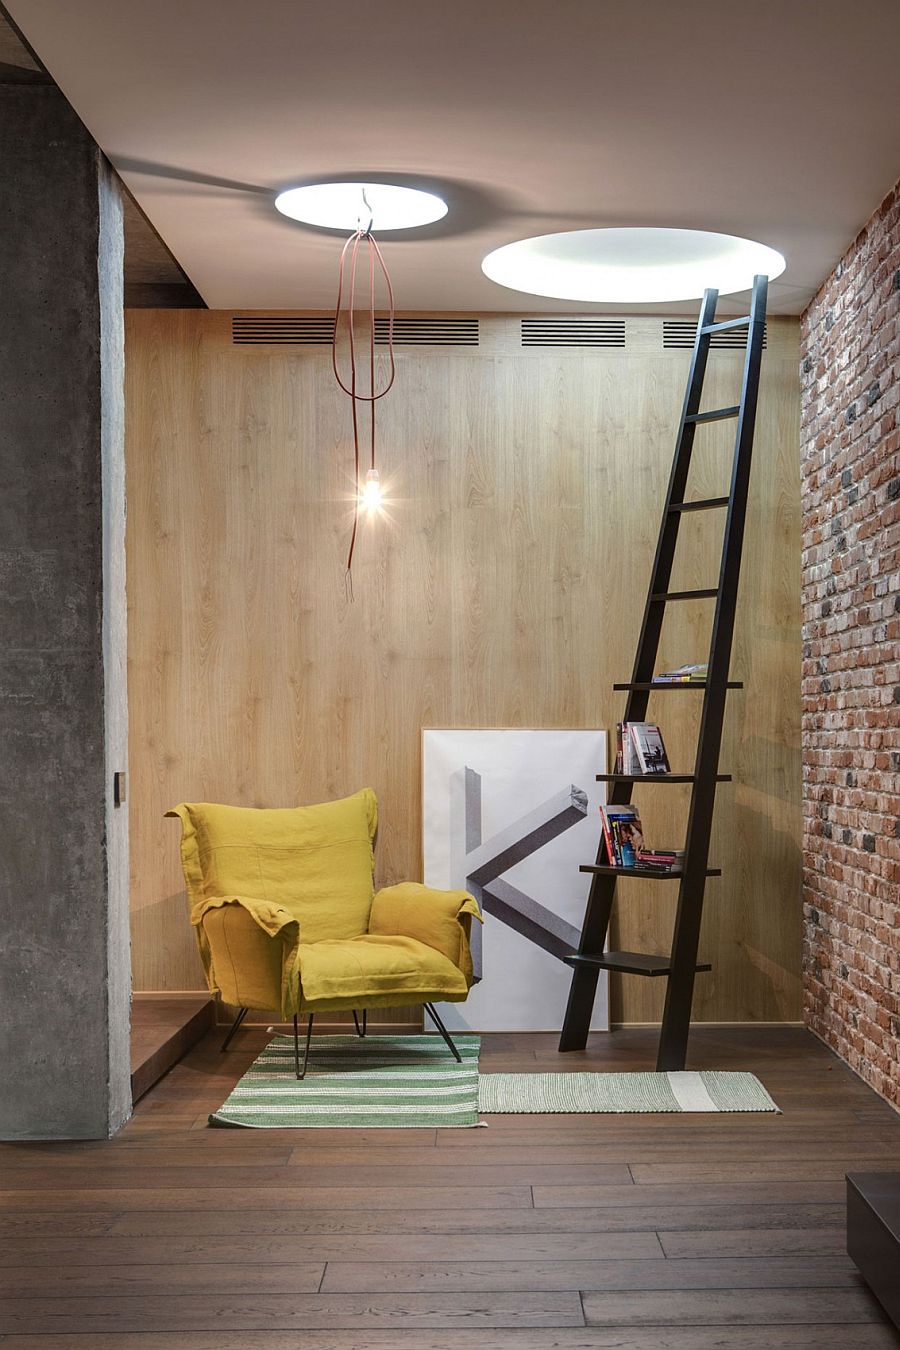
[558,274,769,1072]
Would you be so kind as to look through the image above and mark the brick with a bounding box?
[801,176,900,1111]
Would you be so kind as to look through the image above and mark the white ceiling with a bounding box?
[9,0,900,313]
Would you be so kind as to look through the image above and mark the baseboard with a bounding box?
[240,1020,423,1035]
[132,993,422,1032]
[131,988,210,1000]
[218,1002,421,1031]
[609,1021,806,1029]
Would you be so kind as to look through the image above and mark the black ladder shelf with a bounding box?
[559,274,769,1072]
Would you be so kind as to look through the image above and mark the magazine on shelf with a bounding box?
[613,722,639,775]
[655,662,708,683]
[628,722,670,775]
[599,804,644,866]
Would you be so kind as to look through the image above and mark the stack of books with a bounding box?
[599,804,682,871]
[655,662,708,683]
[614,722,671,775]
[635,848,684,873]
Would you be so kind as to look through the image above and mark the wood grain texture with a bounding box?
[99,1202,850,1238]
[125,312,802,1023]
[581,1287,885,1327]
[0,1027,898,1345]
[1,1331,897,1350]
[318,1256,859,1293]
[0,1291,585,1335]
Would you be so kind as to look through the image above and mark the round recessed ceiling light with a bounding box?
[274,181,448,232]
[481,228,786,303]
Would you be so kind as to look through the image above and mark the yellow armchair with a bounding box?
[166,789,481,1076]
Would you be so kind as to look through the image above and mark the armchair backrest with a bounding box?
[166,788,377,943]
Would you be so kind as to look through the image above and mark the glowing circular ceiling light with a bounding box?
[481,228,786,303]
[274,182,448,232]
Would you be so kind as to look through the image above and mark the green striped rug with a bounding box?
[211,1036,778,1127]
[210,1033,481,1128]
[479,1070,779,1114]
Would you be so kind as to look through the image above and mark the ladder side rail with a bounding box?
[656,275,769,1070]
[559,289,720,1055]
[557,873,616,1050]
[624,287,720,722]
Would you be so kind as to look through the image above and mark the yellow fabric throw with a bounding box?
[165,789,482,1020]
[166,788,377,939]
[189,893,301,1018]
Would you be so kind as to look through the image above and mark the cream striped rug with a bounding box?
[210,1033,481,1128]
[479,1070,779,1114]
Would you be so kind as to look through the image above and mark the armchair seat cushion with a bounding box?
[298,934,469,1012]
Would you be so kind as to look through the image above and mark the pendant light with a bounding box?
[331,190,396,599]
[277,180,448,596]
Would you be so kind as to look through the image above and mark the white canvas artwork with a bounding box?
[422,728,609,1033]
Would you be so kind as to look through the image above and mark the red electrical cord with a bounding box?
[332,225,396,595]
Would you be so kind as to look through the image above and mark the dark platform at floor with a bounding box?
[130,993,214,1102]
[848,1172,900,1331]
[2,1025,900,1347]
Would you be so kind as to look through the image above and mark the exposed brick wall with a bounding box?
[800,180,900,1106]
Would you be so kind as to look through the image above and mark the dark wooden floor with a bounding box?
[2,1026,900,1348]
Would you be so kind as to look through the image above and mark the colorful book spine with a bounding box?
[599,805,616,865]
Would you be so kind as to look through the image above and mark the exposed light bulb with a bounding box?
[362,468,382,511]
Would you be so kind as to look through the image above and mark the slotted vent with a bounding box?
[231,316,480,346]
[521,317,626,347]
[232,316,335,345]
[374,317,479,345]
[663,319,767,350]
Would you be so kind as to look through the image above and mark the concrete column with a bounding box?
[0,87,130,1138]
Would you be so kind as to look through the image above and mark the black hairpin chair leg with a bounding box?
[352,1010,368,1038]
[220,1006,248,1052]
[293,1013,314,1079]
[424,1002,462,1063]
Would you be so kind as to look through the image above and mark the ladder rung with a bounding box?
[596,773,732,783]
[564,951,713,977]
[668,497,730,513]
[685,406,741,424]
[651,589,718,602]
[701,316,751,334]
[613,681,743,691]
[580,865,722,879]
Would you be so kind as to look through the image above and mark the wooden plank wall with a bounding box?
[125,310,802,1025]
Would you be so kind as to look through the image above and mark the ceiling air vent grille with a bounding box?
[374,317,479,345]
[521,317,626,347]
[663,319,768,350]
[232,316,335,344]
[231,316,480,346]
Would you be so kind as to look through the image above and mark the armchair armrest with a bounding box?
[191,894,301,1018]
[369,883,482,984]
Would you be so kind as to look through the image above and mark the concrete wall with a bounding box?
[0,87,130,1138]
